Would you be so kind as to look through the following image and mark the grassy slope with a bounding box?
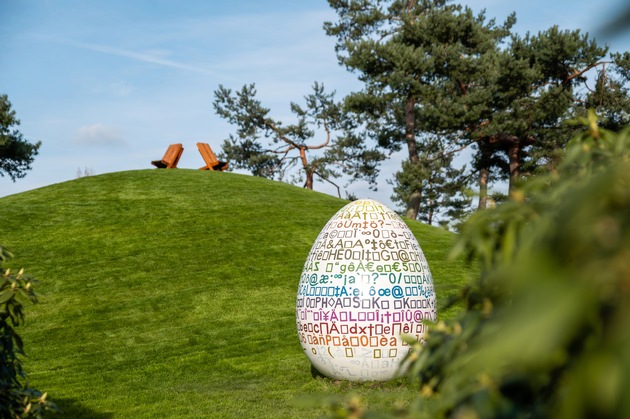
[0,169,475,418]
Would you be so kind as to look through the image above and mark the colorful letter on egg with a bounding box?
[296,199,437,381]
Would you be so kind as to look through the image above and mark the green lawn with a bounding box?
[0,169,475,417]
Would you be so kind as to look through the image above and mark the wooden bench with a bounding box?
[151,143,184,168]
[197,142,228,171]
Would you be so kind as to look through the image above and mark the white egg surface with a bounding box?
[296,199,437,381]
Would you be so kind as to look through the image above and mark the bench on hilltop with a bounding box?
[197,142,228,171]
[151,143,184,169]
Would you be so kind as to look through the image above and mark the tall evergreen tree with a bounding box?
[469,27,630,202]
[325,0,513,219]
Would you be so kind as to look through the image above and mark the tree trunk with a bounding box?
[305,171,314,190]
[404,96,421,220]
[477,167,489,210]
[507,140,521,198]
[477,142,491,210]
[299,146,313,190]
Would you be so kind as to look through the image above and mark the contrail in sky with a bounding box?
[45,37,229,78]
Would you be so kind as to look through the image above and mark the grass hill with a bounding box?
[0,169,475,417]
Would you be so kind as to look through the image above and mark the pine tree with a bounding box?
[325,0,513,219]
[213,82,384,192]
[451,28,630,205]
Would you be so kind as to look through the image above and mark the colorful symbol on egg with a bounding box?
[296,199,437,381]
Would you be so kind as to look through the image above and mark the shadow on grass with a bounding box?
[48,398,113,418]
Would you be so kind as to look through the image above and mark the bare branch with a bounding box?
[265,120,302,149]
[563,61,612,86]
[306,116,331,151]
[314,170,342,198]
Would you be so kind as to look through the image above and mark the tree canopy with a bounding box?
[467,27,630,206]
[325,0,630,221]
[0,95,40,182]
[325,0,515,220]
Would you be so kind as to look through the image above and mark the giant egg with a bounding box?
[296,199,437,381]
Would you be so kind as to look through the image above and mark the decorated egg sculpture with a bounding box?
[296,199,437,381]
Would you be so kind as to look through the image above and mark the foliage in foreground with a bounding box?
[0,245,57,418]
[389,117,630,418]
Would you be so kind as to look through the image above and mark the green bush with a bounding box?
[0,245,57,418]
[400,114,630,418]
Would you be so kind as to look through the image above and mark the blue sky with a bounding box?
[1,0,628,209]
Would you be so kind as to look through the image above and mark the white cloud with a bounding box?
[73,123,125,146]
